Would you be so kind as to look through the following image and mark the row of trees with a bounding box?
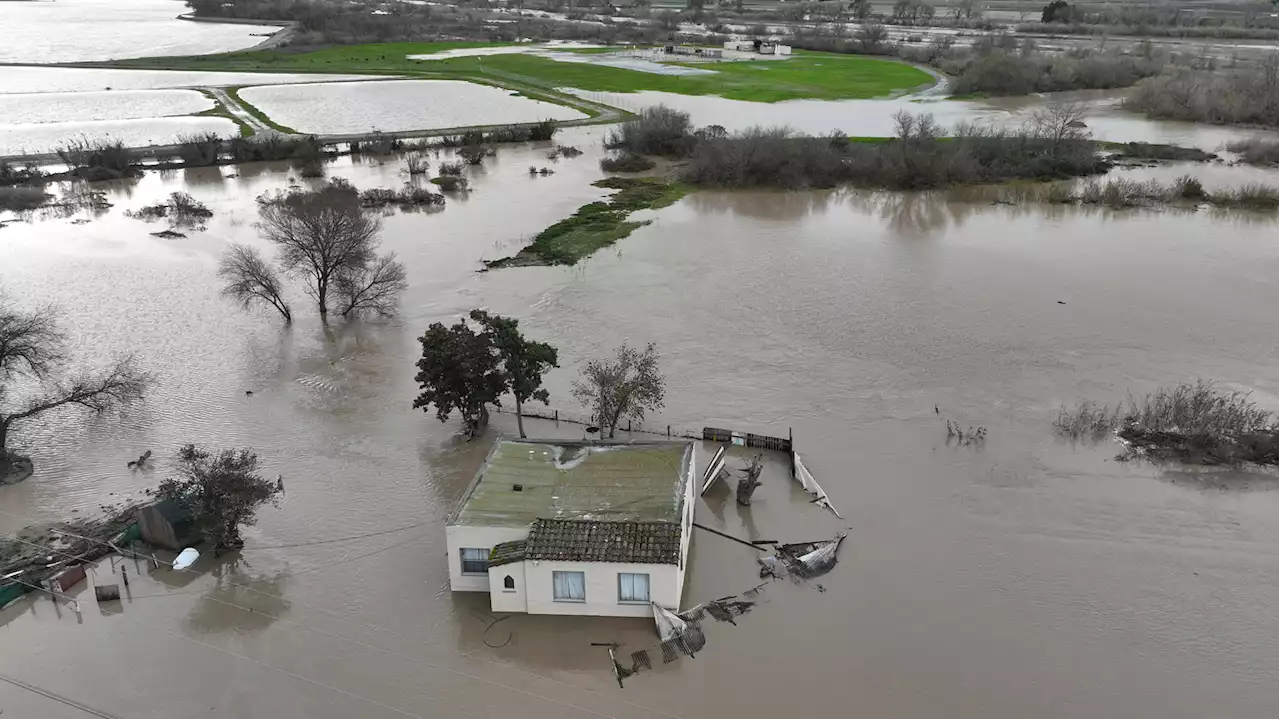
[414,311,666,441]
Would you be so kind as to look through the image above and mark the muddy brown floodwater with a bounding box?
[0,128,1275,719]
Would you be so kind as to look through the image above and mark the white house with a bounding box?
[445,439,696,617]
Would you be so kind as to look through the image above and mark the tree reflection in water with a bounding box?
[183,556,291,634]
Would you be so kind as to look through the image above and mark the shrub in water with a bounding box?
[600,153,657,173]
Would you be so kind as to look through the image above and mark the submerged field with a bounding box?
[102,42,937,102]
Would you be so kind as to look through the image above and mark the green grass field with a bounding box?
[103,43,935,103]
[487,178,690,267]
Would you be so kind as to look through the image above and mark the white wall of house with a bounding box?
[445,525,530,592]
[512,560,681,617]
[677,446,696,602]
[488,561,527,612]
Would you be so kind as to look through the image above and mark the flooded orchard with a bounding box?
[0,127,1274,719]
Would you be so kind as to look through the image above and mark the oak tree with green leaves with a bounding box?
[470,310,559,439]
[413,311,560,440]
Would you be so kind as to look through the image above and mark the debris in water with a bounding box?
[758,533,846,579]
[150,229,186,239]
[698,445,728,495]
[172,547,199,570]
[734,452,764,506]
[792,452,842,518]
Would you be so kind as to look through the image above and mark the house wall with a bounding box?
[522,560,680,617]
[488,562,528,613]
[677,445,696,604]
[445,525,530,592]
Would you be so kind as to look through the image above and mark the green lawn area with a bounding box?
[487,178,690,268]
[103,43,935,102]
[425,52,934,102]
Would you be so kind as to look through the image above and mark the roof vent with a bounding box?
[512,484,523,492]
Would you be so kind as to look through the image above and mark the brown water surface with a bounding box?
[0,129,1274,719]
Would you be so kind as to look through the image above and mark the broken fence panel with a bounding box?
[792,453,842,519]
[698,445,728,495]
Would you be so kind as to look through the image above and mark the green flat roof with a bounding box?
[449,439,692,528]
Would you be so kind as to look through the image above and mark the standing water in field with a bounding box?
[0,128,1274,719]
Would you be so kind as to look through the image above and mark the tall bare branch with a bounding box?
[256,180,382,317]
[0,297,65,381]
[334,253,408,319]
[218,243,293,322]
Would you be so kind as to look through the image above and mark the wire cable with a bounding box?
[0,506,687,719]
[0,672,126,719]
[0,514,635,719]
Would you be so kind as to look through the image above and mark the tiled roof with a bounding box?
[524,518,681,565]
[489,540,528,567]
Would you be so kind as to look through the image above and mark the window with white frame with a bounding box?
[617,572,650,603]
[460,548,489,575]
[552,571,586,602]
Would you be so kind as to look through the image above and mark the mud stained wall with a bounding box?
[523,559,680,617]
[445,525,532,592]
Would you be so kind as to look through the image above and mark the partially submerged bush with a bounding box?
[548,145,583,160]
[606,106,698,158]
[404,153,429,175]
[431,175,469,191]
[680,111,1105,190]
[1123,59,1279,127]
[176,131,223,167]
[1055,381,1278,465]
[358,185,445,207]
[228,135,324,164]
[56,138,139,180]
[350,131,401,155]
[1054,401,1124,441]
[126,191,213,222]
[600,152,657,173]
[1226,138,1279,167]
[947,47,1164,97]
[458,145,490,165]
[437,162,464,176]
[0,161,45,187]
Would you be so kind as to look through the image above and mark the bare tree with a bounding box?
[257,181,382,318]
[218,244,292,322]
[571,342,665,438]
[0,297,149,480]
[949,0,980,20]
[1027,101,1089,148]
[333,254,409,318]
[856,23,889,53]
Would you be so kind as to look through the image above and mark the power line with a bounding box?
[0,672,125,719]
[0,502,693,719]
[0,512,656,719]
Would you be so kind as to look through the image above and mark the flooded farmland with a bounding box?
[0,0,283,64]
[571,88,1278,150]
[0,127,1275,719]
[0,89,215,126]
[0,116,239,158]
[236,80,589,134]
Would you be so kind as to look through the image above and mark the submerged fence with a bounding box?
[489,404,705,441]
[491,405,796,454]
